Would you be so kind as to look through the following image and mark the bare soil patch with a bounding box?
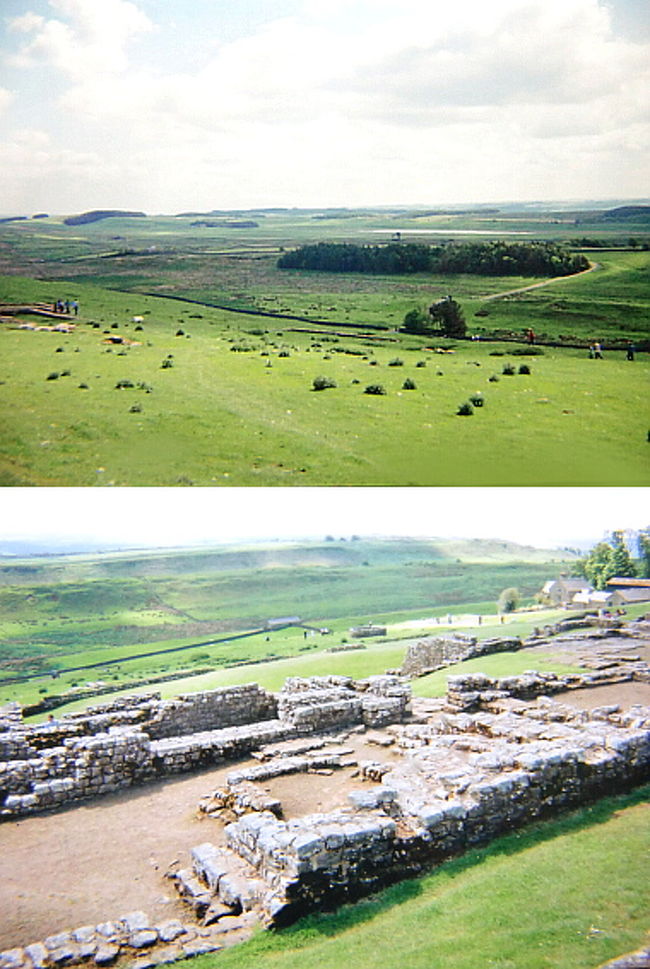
[0,732,400,950]
[558,680,650,711]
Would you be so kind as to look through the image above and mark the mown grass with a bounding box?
[188,787,650,969]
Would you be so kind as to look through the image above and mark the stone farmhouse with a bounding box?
[606,577,650,606]
[541,575,650,609]
[539,576,592,606]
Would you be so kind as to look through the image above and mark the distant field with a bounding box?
[0,538,568,706]
[1,209,648,486]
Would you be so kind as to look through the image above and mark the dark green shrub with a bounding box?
[364,384,386,395]
[46,372,59,380]
[388,358,404,367]
[457,401,474,415]
[278,350,290,357]
[129,403,143,413]
[115,379,134,389]
[161,358,173,369]
[416,360,427,368]
[502,364,516,375]
[490,350,505,356]
[312,376,337,391]
[518,364,531,374]
[176,328,185,336]
[402,378,417,390]
[488,374,500,382]
[469,393,484,407]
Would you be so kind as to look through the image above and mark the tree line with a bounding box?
[277,241,589,277]
[574,529,650,589]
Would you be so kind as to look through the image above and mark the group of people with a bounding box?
[588,342,636,360]
[52,299,79,315]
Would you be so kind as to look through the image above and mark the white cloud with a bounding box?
[1,0,649,208]
[7,0,153,78]
[0,87,14,114]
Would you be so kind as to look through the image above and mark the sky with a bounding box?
[1,487,648,551]
[0,0,648,213]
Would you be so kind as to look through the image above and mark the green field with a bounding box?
[1,208,648,486]
[0,537,571,707]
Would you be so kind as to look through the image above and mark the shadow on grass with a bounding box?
[265,783,650,949]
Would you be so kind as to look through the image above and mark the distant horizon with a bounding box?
[2,487,648,555]
[2,197,649,220]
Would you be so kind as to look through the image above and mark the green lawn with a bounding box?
[190,788,650,969]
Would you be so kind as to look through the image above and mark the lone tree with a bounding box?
[429,296,466,338]
[498,587,520,613]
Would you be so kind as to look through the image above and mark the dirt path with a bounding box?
[480,261,601,301]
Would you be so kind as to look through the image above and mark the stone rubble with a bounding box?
[168,668,649,931]
[0,909,260,969]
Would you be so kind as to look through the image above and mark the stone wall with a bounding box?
[401,634,522,678]
[196,694,650,927]
[0,677,410,820]
[0,908,258,969]
[445,667,649,712]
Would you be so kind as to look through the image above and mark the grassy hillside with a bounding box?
[0,538,572,706]
[0,270,648,486]
[0,207,647,487]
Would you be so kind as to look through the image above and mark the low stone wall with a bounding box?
[401,634,522,678]
[445,667,647,712]
[0,908,258,969]
[201,696,650,926]
[278,675,410,730]
[0,677,410,820]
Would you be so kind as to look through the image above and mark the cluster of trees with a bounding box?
[403,297,466,338]
[498,587,520,613]
[277,241,589,277]
[575,530,650,590]
[63,210,146,226]
[277,242,432,274]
